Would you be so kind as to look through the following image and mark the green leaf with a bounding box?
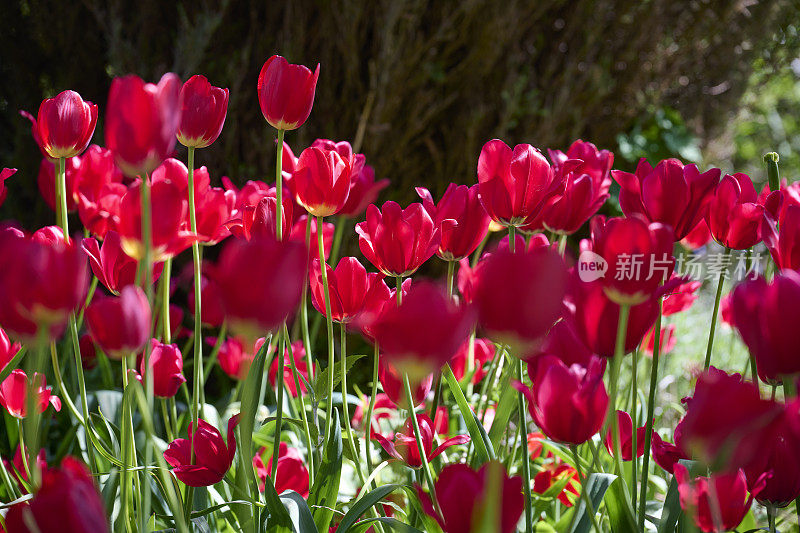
[556,473,616,533]
[336,483,403,533]
[0,348,24,384]
[308,409,343,533]
[313,354,366,400]
[605,475,638,533]
[656,476,681,533]
[278,491,318,533]
[350,517,425,533]
[487,366,517,453]
[443,364,494,465]
[262,477,294,532]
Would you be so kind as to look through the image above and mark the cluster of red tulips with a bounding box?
[0,52,799,533]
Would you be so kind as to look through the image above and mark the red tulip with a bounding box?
[227,194,293,242]
[73,144,123,201]
[82,231,163,294]
[188,272,225,327]
[662,277,701,316]
[33,90,98,159]
[707,173,769,249]
[288,146,351,217]
[338,158,388,217]
[743,419,800,507]
[477,139,563,227]
[456,257,480,304]
[268,340,314,397]
[164,415,239,487]
[533,461,580,507]
[378,359,433,409]
[681,220,712,249]
[551,139,613,183]
[0,326,21,372]
[79,334,98,370]
[764,204,800,271]
[674,463,762,533]
[4,456,109,533]
[0,167,16,206]
[288,215,334,262]
[603,410,648,461]
[651,432,688,475]
[612,158,720,241]
[352,393,396,440]
[417,183,490,261]
[374,413,469,468]
[309,257,385,323]
[523,319,595,369]
[216,236,307,340]
[105,73,182,177]
[253,443,309,497]
[137,339,186,398]
[371,281,474,384]
[37,156,81,212]
[588,215,674,305]
[473,246,567,350]
[514,355,608,445]
[77,181,127,239]
[257,55,320,131]
[417,461,523,533]
[3,446,47,491]
[449,337,495,384]
[85,286,151,360]
[0,370,61,419]
[210,336,265,381]
[351,276,394,342]
[641,324,676,357]
[177,75,228,148]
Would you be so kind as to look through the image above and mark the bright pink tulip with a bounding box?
[227,194,293,242]
[82,231,163,294]
[374,413,469,468]
[257,55,319,131]
[351,276,394,342]
[651,432,688,474]
[268,340,314,397]
[378,359,433,409]
[449,337,495,384]
[0,168,16,206]
[73,144,124,217]
[177,75,228,148]
[138,339,186,398]
[254,443,309,497]
[662,277,701,316]
[292,146,352,217]
[288,215,334,262]
[37,156,81,212]
[210,336,265,381]
[77,181,127,239]
[85,286,151,360]
[417,183,490,261]
[603,410,648,460]
[707,173,769,249]
[33,90,98,159]
[764,204,800,271]
[523,319,595,369]
[164,415,239,487]
[0,370,61,419]
[309,257,385,323]
[0,326,21,372]
[641,324,676,357]
[681,220,712,249]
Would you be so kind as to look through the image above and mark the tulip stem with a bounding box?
[271,329,287,481]
[703,248,731,370]
[329,215,346,266]
[283,325,314,486]
[339,322,368,489]
[508,225,516,253]
[630,347,638,513]
[402,373,442,518]
[558,234,568,256]
[275,129,285,240]
[161,398,175,442]
[767,505,776,533]
[140,172,156,532]
[516,358,533,533]
[639,301,662,530]
[364,341,380,483]
[161,258,172,343]
[395,276,403,306]
[318,215,336,445]
[301,221,315,381]
[571,444,603,533]
[608,304,632,509]
[16,419,32,484]
[56,156,69,238]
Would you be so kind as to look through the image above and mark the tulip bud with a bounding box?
[164,415,239,487]
[257,55,320,131]
[34,90,98,159]
[85,286,151,360]
[177,75,229,148]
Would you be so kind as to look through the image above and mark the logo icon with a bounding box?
[577,250,608,282]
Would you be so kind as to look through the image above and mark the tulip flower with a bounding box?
[473,246,567,350]
[164,415,239,487]
[743,420,800,507]
[105,73,182,177]
[533,460,580,506]
[551,139,614,185]
[449,337,495,384]
[4,456,109,533]
[0,370,61,418]
[707,173,769,249]
[378,359,433,409]
[674,463,762,533]
[374,413,469,468]
[417,461,524,533]
[730,272,800,380]
[651,432,688,474]
[79,334,98,370]
[32,90,98,159]
[476,139,563,227]
[339,158,388,217]
[253,443,309,497]
[371,281,474,384]
[177,75,229,148]
[0,326,21,371]
[216,236,307,340]
[268,340,314,397]
[641,324,676,357]
[523,319,595,369]
[37,155,81,212]
[351,275,395,342]
[352,393,395,437]
[137,339,186,398]
[227,194,294,242]
[82,231,163,294]
[309,257,385,323]
[662,277,701,315]
[603,410,648,460]
[73,145,123,204]
[417,183,490,261]
[77,181,128,239]
[292,146,352,217]
[0,167,16,206]
[3,446,47,490]
[85,286,151,360]
[257,55,320,131]
[612,158,720,241]
[681,220,712,249]
[764,204,800,271]
[210,336,266,381]
[356,201,441,277]
[288,215,334,262]
[514,355,608,445]
[188,272,225,327]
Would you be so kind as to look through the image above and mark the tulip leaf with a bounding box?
[276,491,321,533]
[657,460,700,533]
[308,408,342,532]
[487,364,517,451]
[350,517,425,533]
[313,354,366,401]
[262,477,294,532]
[0,347,24,383]
[555,473,616,533]
[443,364,494,464]
[604,475,638,533]
[335,483,404,533]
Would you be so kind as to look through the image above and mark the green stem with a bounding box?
[608,304,632,507]
[395,276,403,306]
[329,215,346,266]
[703,248,731,370]
[402,373,442,518]
[517,359,533,533]
[318,215,336,444]
[508,226,516,253]
[428,260,456,420]
[571,445,603,532]
[271,330,287,480]
[364,341,380,483]
[56,157,69,238]
[339,322,367,488]
[558,233,568,256]
[16,420,31,484]
[630,347,638,513]
[275,129,285,240]
[283,324,314,486]
[140,172,155,532]
[203,321,227,383]
[161,258,172,343]
[300,221,315,382]
[471,232,490,268]
[161,398,175,442]
[639,302,662,529]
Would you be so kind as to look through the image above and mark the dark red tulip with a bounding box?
[4,456,109,533]
[417,461,523,533]
[603,410,648,461]
[164,415,239,487]
[216,236,307,340]
[730,272,800,381]
[533,460,580,507]
[137,339,186,398]
[82,231,163,294]
[0,326,21,371]
[651,432,688,474]
[743,418,800,507]
[3,446,47,492]
[707,173,768,249]
[674,463,762,533]
[268,340,314,397]
[662,277,701,316]
[105,73,182,177]
[210,336,265,381]
[678,367,783,472]
[177,75,228,148]
[290,146,351,217]
[309,257,385,323]
[550,139,613,185]
[351,275,394,342]
[371,281,474,384]
[338,158,388,218]
[33,90,98,159]
[588,215,674,305]
[253,443,309,496]
[417,183,490,261]
[456,257,480,304]
[449,337,495,384]
[188,272,225,327]
[288,215,334,262]
[0,370,61,419]
[474,246,567,350]
[681,220,712,249]
[515,355,608,445]
[612,158,720,241]
[523,319,595,369]
[85,286,151,360]
[477,139,562,227]
[227,194,293,242]
[0,167,16,206]
[356,201,441,277]
[257,55,319,131]
[378,359,433,410]
[79,334,98,370]
[37,156,81,212]
[764,204,800,271]
[374,413,469,468]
